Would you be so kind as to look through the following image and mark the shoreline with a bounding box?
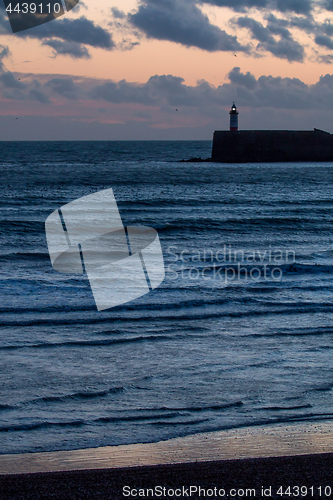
[2,420,333,475]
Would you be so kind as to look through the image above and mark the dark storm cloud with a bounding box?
[127,0,333,61]
[265,13,315,34]
[314,20,333,53]
[89,68,333,112]
[4,61,333,118]
[0,44,9,71]
[235,16,305,61]
[201,0,313,14]
[0,69,49,101]
[200,0,269,12]
[321,21,333,36]
[315,34,333,49]
[90,74,216,107]
[221,67,333,112]
[274,0,312,15]
[28,88,50,103]
[227,67,257,88]
[1,86,49,101]
[0,0,330,63]
[43,39,91,58]
[129,0,249,52]
[128,0,320,59]
[263,12,333,59]
[267,39,304,60]
[89,78,156,105]
[90,70,314,111]
[0,71,26,88]
[46,77,80,98]
[0,3,114,59]
[236,16,273,42]
[322,0,333,11]
[249,74,309,108]
[21,17,114,49]
[318,54,333,63]
[111,7,126,19]
[88,67,333,112]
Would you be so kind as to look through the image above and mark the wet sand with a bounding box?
[1,422,333,499]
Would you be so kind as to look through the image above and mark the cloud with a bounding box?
[89,66,333,113]
[235,16,305,61]
[315,34,333,49]
[265,13,315,34]
[89,74,223,108]
[262,13,333,63]
[322,0,333,11]
[43,39,91,58]
[28,88,50,103]
[200,0,269,12]
[0,0,330,64]
[117,38,140,51]
[0,71,26,88]
[221,67,333,112]
[46,77,80,98]
[274,0,312,15]
[111,7,126,19]
[0,4,114,58]
[202,0,313,14]
[21,16,114,49]
[4,65,333,138]
[318,54,333,63]
[263,12,333,60]
[129,0,249,52]
[0,44,9,71]
[89,79,155,105]
[2,89,27,100]
[321,20,333,36]
[227,66,257,88]
[127,0,317,60]
[0,64,319,111]
[0,70,49,102]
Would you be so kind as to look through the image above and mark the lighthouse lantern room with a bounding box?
[229,102,239,131]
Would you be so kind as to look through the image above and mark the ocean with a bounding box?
[1,140,333,455]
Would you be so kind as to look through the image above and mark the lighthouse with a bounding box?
[229,102,239,131]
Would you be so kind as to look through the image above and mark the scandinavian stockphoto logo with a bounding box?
[3,0,79,33]
[45,189,165,311]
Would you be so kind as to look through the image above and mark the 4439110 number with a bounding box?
[276,485,332,497]
[5,3,62,14]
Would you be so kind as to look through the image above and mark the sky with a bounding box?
[1,0,333,139]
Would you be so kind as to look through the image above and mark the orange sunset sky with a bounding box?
[1,0,333,139]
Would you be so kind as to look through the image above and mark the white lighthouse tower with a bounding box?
[229,102,239,131]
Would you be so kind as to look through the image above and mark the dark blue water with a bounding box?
[2,140,333,454]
